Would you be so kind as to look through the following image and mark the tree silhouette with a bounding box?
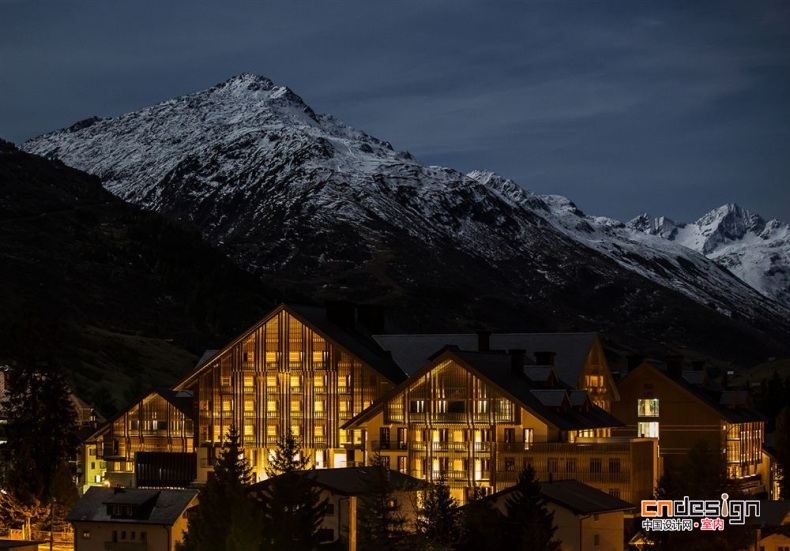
[357,454,409,551]
[416,474,461,549]
[178,425,260,551]
[256,429,326,551]
[500,465,560,551]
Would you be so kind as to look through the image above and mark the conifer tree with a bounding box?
[651,439,749,551]
[458,486,502,551]
[416,474,461,549]
[357,454,409,551]
[500,465,560,551]
[178,425,260,551]
[264,427,310,477]
[257,429,326,551]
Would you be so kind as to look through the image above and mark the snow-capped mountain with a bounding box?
[21,74,790,362]
[627,206,790,307]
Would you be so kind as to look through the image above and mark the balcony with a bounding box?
[372,441,409,451]
[497,441,631,454]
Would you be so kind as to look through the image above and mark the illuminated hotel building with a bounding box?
[344,347,657,504]
[80,303,657,502]
[611,359,767,495]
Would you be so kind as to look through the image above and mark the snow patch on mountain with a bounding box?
[22,74,789,326]
[626,205,790,307]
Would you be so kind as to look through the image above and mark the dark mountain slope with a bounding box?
[0,140,275,412]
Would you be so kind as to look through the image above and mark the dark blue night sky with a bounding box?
[2,1,788,223]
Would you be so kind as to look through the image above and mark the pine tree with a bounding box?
[650,439,749,551]
[357,455,409,551]
[264,428,311,477]
[257,429,326,551]
[458,487,502,551]
[416,474,461,549]
[500,466,560,551]
[178,425,260,551]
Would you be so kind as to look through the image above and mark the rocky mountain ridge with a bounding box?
[21,74,790,364]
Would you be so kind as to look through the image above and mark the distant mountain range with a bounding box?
[628,205,789,307]
[20,74,790,365]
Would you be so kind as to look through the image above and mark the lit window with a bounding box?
[638,399,659,417]
[410,400,425,413]
[82,531,90,539]
[638,422,659,438]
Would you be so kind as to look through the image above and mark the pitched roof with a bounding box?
[483,479,634,514]
[156,388,194,418]
[66,487,198,525]
[178,304,407,389]
[345,347,622,431]
[249,467,425,496]
[749,500,790,527]
[373,332,600,388]
[623,362,764,425]
[85,388,194,442]
[193,349,219,371]
[288,305,407,384]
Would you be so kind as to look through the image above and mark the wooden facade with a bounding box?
[93,390,195,488]
[175,304,401,481]
[612,361,767,495]
[345,349,658,504]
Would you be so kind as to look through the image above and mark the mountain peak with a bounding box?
[695,203,764,246]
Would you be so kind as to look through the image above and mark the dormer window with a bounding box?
[108,504,136,518]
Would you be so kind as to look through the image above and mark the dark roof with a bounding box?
[103,489,160,506]
[156,388,194,418]
[289,305,407,384]
[523,367,555,383]
[749,500,790,527]
[485,479,634,514]
[453,349,622,431]
[346,347,621,431]
[0,542,45,549]
[66,487,197,525]
[194,349,219,371]
[86,388,194,442]
[249,467,425,496]
[627,363,765,425]
[373,332,599,388]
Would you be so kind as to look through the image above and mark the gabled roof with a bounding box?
[155,388,194,418]
[0,542,46,549]
[178,304,407,389]
[85,388,195,441]
[373,332,601,389]
[483,479,634,515]
[66,487,197,525]
[193,349,219,371]
[749,500,790,527]
[248,467,425,496]
[344,347,622,432]
[288,305,407,384]
[621,362,764,425]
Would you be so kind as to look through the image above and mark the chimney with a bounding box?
[509,349,526,376]
[665,354,684,378]
[534,351,556,366]
[477,331,491,352]
[326,301,356,328]
[357,304,386,334]
[626,355,644,371]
